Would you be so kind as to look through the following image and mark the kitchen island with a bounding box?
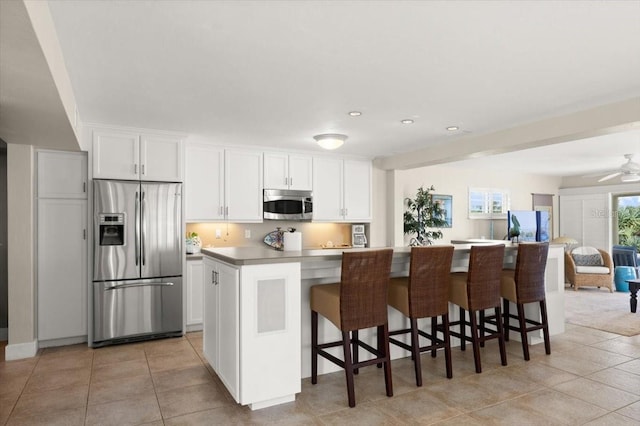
[201,243,565,410]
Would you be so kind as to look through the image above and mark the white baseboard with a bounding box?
[0,327,7,340]
[5,340,38,360]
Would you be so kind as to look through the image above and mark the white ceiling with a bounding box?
[3,1,640,176]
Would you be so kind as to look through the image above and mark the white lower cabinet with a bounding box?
[203,257,301,410]
[186,259,204,330]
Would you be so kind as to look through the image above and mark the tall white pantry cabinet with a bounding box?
[36,150,88,343]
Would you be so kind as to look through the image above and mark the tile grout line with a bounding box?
[83,349,95,426]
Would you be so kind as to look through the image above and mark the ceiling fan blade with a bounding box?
[598,172,622,182]
[582,169,618,178]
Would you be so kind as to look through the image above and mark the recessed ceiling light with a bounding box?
[446,126,459,131]
[348,111,362,116]
[401,119,414,124]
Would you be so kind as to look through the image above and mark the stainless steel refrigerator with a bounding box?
[92,179,182,347]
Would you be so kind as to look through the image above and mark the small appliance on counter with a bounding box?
[352,224,367,248]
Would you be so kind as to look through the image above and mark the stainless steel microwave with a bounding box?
[263,189,313,221]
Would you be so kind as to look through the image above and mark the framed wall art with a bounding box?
[433,194,453,228]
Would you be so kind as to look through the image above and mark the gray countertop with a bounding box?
[200,243,531,266]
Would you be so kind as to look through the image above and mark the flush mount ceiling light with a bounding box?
[348,111,362,116]
[446,126,459,131]
[401,119,414,124]
[314,133,347,150]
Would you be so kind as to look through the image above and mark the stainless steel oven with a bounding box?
[263,189,313,221]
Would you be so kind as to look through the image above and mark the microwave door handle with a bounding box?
[135,191,140,266]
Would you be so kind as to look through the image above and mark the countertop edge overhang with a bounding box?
[200,242,562,266]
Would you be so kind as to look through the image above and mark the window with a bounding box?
[468,188,510,219]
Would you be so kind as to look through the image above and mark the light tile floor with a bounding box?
[1,325,639,425]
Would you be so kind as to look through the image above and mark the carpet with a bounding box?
[564,285,640,336]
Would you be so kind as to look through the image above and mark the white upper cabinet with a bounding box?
[37,150,88,198]
[140,134,183,181]
[225,150,263,222]
[185,143,225,221]
[184,144,262,222]
[264,153,312,190]
[92,130,139,180]
[93,129,183,181]
[343,159,372,221]
[312,157,371,222]
[312,157,343,221]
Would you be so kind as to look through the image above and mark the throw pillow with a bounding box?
[572,253,603,266]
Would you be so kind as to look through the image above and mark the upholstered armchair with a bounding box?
[565,246,614,292]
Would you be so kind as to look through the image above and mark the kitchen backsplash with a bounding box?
[185,222,357,249]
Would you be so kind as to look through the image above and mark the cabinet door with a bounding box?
[185,143,224,221]
[343,159,372,222]
[202,259,218,371]
[312,157,343,221]
[93,130,139,180]
[37,199,87,341]
[217,262,240,402]
[288,154,313,191]
[263,152,289,189]
[37,151,87,199]
[225,150,263,222]
[186,260,204,326]
[140,134,183,182]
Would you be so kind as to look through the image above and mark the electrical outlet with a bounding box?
[245,229,251,239]
[215,229,221,239]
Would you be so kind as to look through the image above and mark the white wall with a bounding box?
[379,164,562,247]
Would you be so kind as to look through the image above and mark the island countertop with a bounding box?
[200,242,537,266]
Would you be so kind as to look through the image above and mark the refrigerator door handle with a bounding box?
[141,190,146,266]
[135,191,140,266]
[105,282,175,291]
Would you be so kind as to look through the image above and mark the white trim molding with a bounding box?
[5,340,38,360]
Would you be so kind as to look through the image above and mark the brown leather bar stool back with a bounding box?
[501,242,550,361]
[449,244,507,373]
[310,249,394,407]
[388,245,455,386]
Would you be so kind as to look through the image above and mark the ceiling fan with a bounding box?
[586,153,640,182]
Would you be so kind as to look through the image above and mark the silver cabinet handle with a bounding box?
[83,229,86,240]
[211,270,215,285]
[83,182,86,193]
[134,164,138,175]
[142,164,145,175]
[106,282,174,291]
[225,206,229,217]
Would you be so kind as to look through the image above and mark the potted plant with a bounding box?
[403,185,448,246]
[186,231,202,254]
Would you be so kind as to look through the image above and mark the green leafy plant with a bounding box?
[186,231,201,245]
[617,206,640,250]
[403,185,448,246]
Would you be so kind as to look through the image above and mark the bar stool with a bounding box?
[501,242,551,361]
[449,244,507,374]
[310,249,394,408]
[388,245,454,386]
